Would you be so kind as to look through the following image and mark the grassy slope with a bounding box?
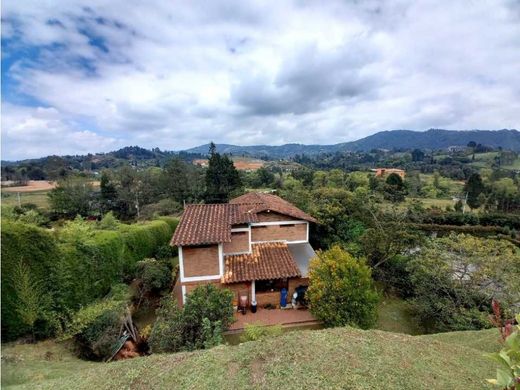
[2,328,500,390]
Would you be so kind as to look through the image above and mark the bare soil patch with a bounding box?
[2,181,57,192]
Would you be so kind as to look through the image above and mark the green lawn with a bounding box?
[1,340,97,388]
[2,327,500,389]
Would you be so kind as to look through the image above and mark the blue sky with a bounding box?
[2,0,520,160]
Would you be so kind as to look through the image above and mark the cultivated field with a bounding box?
[1,180,57,192]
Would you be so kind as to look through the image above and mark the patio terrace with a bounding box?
[227,307,318,332]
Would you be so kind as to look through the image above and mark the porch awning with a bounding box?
[287,242,316,277]
[223,242,301,284]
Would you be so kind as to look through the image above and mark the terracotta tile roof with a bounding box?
[171,193,316,246]
[170,203,258,246]
[230,192,317,223]
[222,242,301,283]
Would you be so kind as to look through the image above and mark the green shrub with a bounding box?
[62,284,129,361]
[307,245,379,329]
[148,298,185,353]
[149,285,234,353]
[135,258,171,293]
[182,285,234,350]
[486,314,520,389]
[155,244,177,260]
[97,212,119,230]
[240,323,283,342]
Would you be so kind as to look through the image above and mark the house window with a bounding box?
[256,278,288,293]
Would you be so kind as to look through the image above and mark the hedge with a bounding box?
[411,223,510,236]
[421,212,520,230]
[1,218,178,341]
[1,221,62,340]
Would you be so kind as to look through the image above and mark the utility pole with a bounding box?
[135,192,140,219]
[462,192,468,214]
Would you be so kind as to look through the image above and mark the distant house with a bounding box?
[193,159,209,167]
[372,168,406,179]
[170,193,317,307]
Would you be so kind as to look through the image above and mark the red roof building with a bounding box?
[170,192,317,308]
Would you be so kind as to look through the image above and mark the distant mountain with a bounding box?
[3,129,519,167]
[185,129,520,158]
[184,143,337,158]
[339,129,520,152]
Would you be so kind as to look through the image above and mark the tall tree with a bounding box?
[10,260,44,341]
[48,179,94,218]
[204,143,242,203]
[464,173,484,209]
[100,171,118,213]
[383,173,406,202]
[411,149,425,162]
[163,157,190,203]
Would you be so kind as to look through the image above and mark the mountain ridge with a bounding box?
[185,129,520,157]
[2,129,519,163]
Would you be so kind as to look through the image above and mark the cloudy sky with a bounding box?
[2,0,520,160]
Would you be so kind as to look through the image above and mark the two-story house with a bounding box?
[170,192,317,307]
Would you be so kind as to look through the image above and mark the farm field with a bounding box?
[1,189,51,209]
[1,327,500,389]
[1,180,57,192]
[193,157,266,171]
[1,180,100,209]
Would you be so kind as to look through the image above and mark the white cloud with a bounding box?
[1,0,520,159]
[1,104,119,159]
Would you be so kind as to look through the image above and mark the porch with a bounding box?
[228,306,318,332]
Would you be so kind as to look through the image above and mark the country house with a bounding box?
[170,193,317,308]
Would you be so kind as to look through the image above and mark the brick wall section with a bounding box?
[182,245,220,277]
[251,223,307,242]
[288,277,309,298]
[225,282,250,304]
[177,280,248,306]
[223,231,250,254]
[174,277,308,307]
[183,280,221,296]
[256,211,299,222]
